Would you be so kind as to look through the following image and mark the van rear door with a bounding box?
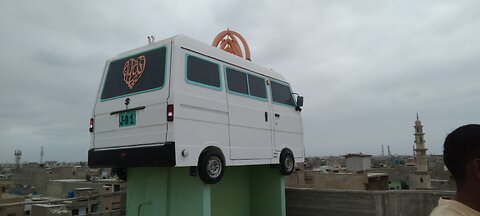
[93,45,170,150]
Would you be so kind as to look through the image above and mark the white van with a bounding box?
[88,35,304,184]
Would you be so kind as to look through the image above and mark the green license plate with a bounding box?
[119,111,136,127]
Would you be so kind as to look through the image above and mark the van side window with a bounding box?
[226,68,267,100]
[226,68,248,94]
[271,81,295,106]
[186,55,221,88]
[247,74,267,99]
[101,47,167,100]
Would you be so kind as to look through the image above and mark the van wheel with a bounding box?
[279,150,295,176]
[113,168,127,181]
[198,149,225,184]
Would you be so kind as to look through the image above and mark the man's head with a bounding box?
[444,124,480,187]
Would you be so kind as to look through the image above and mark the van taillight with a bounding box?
[167,104,174,122]
[89,118,94,132]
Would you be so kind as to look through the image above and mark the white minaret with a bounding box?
[413,114,431,189]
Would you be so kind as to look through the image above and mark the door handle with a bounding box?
[265,112,268,122]
[275,113,280,118]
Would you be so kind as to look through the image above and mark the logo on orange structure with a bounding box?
[123,56,146,89]
[212,29,251,61]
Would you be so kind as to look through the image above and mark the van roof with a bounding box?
[112,35,287,82]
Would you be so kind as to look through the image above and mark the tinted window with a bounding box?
[248,74,267,99]
[101,47,166,100]
[226,68,248,94]
[187,55,220,88]
[271,81,295,106]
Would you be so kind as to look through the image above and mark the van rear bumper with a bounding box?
[88,142,176,168]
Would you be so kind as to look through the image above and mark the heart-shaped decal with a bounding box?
[123,55,147,89]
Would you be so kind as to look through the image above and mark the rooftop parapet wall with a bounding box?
[286,188,454,216]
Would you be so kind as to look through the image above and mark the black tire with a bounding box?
[198,149,225,184]
[113,168,127,181]
[279,150,295,176]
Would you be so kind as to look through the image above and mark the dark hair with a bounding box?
[443,124,480,184]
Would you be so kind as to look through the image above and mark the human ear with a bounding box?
[472,159,480,180]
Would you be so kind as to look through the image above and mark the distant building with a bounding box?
[287,161,388,190]
[413,114,431,189]
[46,179,125,215]
[0,179,25,216]
[405,157,416,166]
[345,153,372,173]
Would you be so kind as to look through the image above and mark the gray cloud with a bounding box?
[1,0,479,162]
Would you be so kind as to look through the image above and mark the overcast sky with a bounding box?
[1,1,479,162]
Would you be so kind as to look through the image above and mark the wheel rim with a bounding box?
[285,156,294,172]
[207,156,222,178]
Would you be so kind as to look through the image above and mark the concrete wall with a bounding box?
[431,179,456,191]
[366,175,389,190]
[286,188,454,216]
[286,171,368,190]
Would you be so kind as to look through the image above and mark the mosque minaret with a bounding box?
[413,114,431,189]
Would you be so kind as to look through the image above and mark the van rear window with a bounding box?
[271,81,295,106]
[186,55,221,89]
[101,47,167,100]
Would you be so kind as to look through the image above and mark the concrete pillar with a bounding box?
[127,165,285,216]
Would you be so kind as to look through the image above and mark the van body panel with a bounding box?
[227,98,273,159]
[170,46,230,166]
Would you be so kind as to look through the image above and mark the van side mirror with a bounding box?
[296,96,303,107]
[295,96,303,111]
